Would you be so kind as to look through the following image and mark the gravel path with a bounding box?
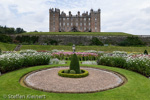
[24,67,125,93]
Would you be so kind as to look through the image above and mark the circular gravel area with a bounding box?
[23,67,126,93]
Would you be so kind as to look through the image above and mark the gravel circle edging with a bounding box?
[21,66,127,93]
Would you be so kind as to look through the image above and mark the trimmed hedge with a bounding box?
[58,69,89,78]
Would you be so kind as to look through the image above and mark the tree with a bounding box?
[90,37,104,46]
[144,50,148,55]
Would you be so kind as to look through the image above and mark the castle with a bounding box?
[49,8,101,32]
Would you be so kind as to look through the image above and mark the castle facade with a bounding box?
[49,8,101,32]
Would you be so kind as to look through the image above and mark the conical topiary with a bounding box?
[144,50,148,55]
[70,53,80,74]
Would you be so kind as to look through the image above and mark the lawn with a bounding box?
[0,64,150,100]
[20,32,132,36]
[1,42,150,53]
[0,42,16,51]
[21,45,150,53]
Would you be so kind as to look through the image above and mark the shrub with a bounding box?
[97,56,126,68]
[21,52,50,67]
[49,58,59,65]
[70,53,80,74]
[70,70,76,74]
[97,55,150,77]
[90,37,103,46]
[19,49,37,54]
[0,53,24,73]
[52,52,98,61]
[0,34,12,43]
[64,69,69,73]
[118,36,146,46]
[0,52,51,73]
[15,36,39,44]
[144,50,148,55]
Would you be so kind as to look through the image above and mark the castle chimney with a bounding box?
[69,11,71,16]
[98,9,101,12]
[86,11,88,15]
[78,11,80,16]
[90,9,93,12]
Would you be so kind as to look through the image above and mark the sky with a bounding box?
[0,0,150,35]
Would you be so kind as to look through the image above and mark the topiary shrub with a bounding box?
[70,53,80,74]
[144,50,148,55]
[64,69,69,73]
[70,70,76,74]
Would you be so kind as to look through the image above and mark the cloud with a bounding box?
[0,0,150,35]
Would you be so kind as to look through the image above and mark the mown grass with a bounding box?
[0,64,150,100]
[0,42,16,51]
[20,32,132,36]
[0,42,150,53]
[21,45,150,53]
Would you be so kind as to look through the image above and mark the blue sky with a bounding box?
[0,0,150,35]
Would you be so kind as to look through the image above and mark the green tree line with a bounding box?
[0,25,26,34]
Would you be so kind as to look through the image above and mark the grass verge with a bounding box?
[0,64,150,100]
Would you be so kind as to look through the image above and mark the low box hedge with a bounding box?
[58,69,89,78]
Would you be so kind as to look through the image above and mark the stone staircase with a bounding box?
[14,45,22,51]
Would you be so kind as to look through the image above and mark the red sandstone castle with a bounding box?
[49,8,101,32]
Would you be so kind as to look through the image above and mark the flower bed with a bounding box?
[97,54,150,77]
[52,52,98,61]
[0,50,51,73]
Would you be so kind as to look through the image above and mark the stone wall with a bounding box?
[10,35,150,46]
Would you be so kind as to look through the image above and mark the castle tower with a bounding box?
[49,8,60,32]
[49,8,101,32]
[90,9,101,32]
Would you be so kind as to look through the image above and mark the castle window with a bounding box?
[76,23,78,26]
[89,18,90,20]
[71,23,73,26]
[84,27,86,30]
[84,18,86,21]
[80,23,82,26]
[67,23,69,26]
[63,18,65,21]
[95,27,97,30]
[84,23,86,26]
[80,27,82,30]
[95,18,97,21]
[67,27,69,30]
[67,18,69,20]
[95,22,97,26]
[60,23,61,26]
[89,23,90,26]
[80,18,82,21]
[89,28,91,31]
[63,23,65,26]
